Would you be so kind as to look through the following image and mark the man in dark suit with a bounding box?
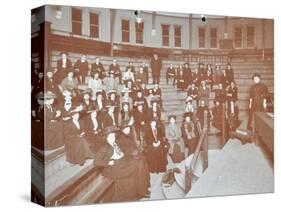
[150,53,162,84]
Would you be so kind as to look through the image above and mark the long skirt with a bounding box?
[102,154,150,202]
[46,121,64,150]
[145,144,168,173]
[65,136,93,165]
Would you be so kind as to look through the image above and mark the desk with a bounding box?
[253,112,274,161]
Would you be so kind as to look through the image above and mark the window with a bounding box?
[72,8,82,35]
[234,27,242,48]
[135,22,144,44]
[162,24,170,46]
[210,28,217,48]
[198,27,206,48]
[90,12,99,38]
[121,19,130,42]
[174,25,181,47]
[246,26,255,48]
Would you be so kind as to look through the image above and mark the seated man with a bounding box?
[94,125,150,202]
[74,54,89,84]
[134,67,146,86]
[91,57,105,79]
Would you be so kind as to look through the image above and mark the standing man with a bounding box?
[247,73,269,130]
[150,53,162,84]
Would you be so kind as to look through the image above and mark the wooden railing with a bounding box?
[185,111,209,193]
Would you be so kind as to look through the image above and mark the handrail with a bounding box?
[221,102,226,148]
[190,129,207,171]
[185,110,209,193]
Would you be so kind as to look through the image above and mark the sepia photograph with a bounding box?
[30,4,274,206]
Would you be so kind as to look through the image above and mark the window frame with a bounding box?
[198,27,206,49]
[121,18,130,43]
[89,12,100,39]
[162,24,170,47]
[71,8,82,35]
[174,25,182,48]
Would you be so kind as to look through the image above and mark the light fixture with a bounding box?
[55,6,62,19]
[201,14,207,22]
[134,10,143,24]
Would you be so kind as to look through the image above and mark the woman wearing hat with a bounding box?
[88,71,103,98]
[144,118,168,173]
[94,125,150,201]
[166,115,185,163]
[118,102,132,126]
[247,73,269,130]
[181,112,199,156]
[44,91,64,150]
[103,72,119,93]
[183,62,192,88]
[101,102,118,128]
[166,63,175,85]
[84,106,103,153]
[63,111,93,165]
[60,71,79,97]
[120,89,133,111]
[205,64,213,90]
[117,117,138,155]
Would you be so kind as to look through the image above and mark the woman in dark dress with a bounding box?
[247,73,269,130]
[94,126,150,202]
[144,119,168,173]
[64,111,93,165]
[45,91,64,150]
[181,112,199,157]
[84,107,103,153]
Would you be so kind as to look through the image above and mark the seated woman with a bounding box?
[166,115,185,163]
[214,83,227,104]
[84,106,103,153]
[88,71,103,99]
[122,67,135,83]
[60,71,79,97]
[144,118,168,173]
[94,125,150,202]
[166,63,175,85]
[108,59,121,83]
[133,103,149,148]
[181,112,199,157]
[120,89,133,111]
[205,64,213,90]
[45,91,64,151]
[187,82,199,108]
[176,67,186,91]
[211,100,223,132]
[226,81,238,106]
[134,67,146,86]
[60,90,83,121]
[118,102,132,126]
[199,80,210,107]
[63,111,93,166]
[148,100,161,121]
[226,101,240,138]
[103,72,119,93]
[117,117,138,155]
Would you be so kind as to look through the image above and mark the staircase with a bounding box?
[159,139,273,199]
[185,139,274,198]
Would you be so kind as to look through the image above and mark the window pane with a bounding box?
[72,8,82,21]
[122,20,129,30]
[90,13,99,25]
[162,25,170,46]
[199,28,206,48]
[72,22,82,35]
[234,27,242,48]
[210,28,217,48]
[174,26,181,47]
[90,26,99,38]
[247,26,255,47]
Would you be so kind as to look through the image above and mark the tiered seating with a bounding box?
[44,50,273,203]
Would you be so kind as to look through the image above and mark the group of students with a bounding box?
[31,52,270,202]
[166,62,234,91]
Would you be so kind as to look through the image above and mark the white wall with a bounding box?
[41,5,274,49]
